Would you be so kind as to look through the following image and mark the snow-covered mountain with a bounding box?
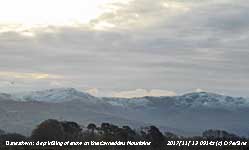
[175,92,249,108]
[9,88,249,108]
[104,91,249,109]
[13,88,100,103]
[104,97,150,107]
[1,88,249,137]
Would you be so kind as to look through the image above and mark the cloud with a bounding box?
[0,0,249,96]
[86,88,99,96]
[0,71,63,80]
[49,81,63,87]
[112,89,176,98]
[195,88,204,93]
[90,0,191,30]
[85,88,176,98]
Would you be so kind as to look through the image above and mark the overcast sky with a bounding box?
[0,0,249,97]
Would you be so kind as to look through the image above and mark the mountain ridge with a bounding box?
[12,88,99,103]
[4,88,249,106]
[1,88,249,137]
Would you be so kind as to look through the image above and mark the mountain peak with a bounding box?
[178,91,249,108]
[43,88,84,95]
[14,88,98,103]
[182,91,222,98]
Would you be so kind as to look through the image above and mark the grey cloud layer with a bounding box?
[0,0,249,96]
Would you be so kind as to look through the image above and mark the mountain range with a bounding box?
[0,88,249,137]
